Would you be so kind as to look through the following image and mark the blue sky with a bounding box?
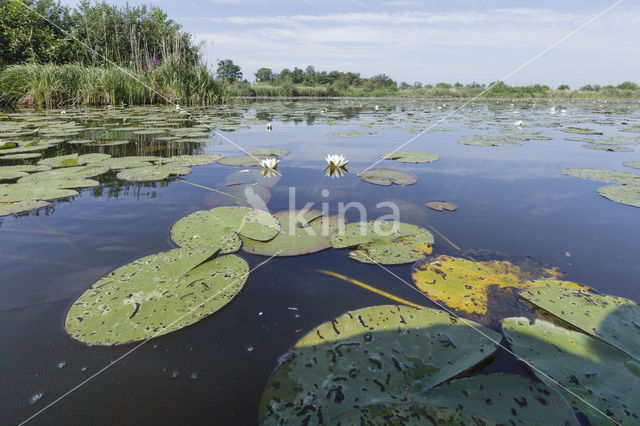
[61,1,639,87]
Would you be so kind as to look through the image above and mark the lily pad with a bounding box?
[0,153,42,160]
[412,256,574,318]
[0,200,51,216]
[259,305,500,424]
[382,151,439,163]
[38,154,80,168]
[419,374,578,425]
[65,248,249,345]
[502,317,640,424]
[359,168,417,186]
[520,285,640,360]
[241,210,345,257]
[624,161,640,170]
[426,201,457,211]
[78,153,111,164]
[458,135,521,146]
[583,144,634,152]
[0,182,78,202]
[561,127,603,135]
[248,148,290,157]
[96,157,153,170]
[562,168,640,185]
[87,140,131,147]
[161,154,224,166]
[330,220,433,265]
[216,155,265,166]
[597,184,640,208]
[170,206,280,254]
[19,165,109,183]
[116,165,191,181]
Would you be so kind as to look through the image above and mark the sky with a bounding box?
[59,0,639,88]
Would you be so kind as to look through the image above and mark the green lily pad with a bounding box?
[426,201,457,211]
[87,140,131,147]
[116,165,191,181]
[170,206,280,254]
[0,153,42,160]
[0,200,51,216]
[502,317,640,424]
[334,404,487,425]
[562,168,640,185]
[78,153,111,164]
[38,154,80,168]
[561,127,603,135]
[624,161,640,170]
[241,210,345,257]
[96,157,153,170]
[248,148,290,156]
[458,135,521,146]
[359,168,417,186]
[0,169,27,180]
[327,129,376,138]
[330,221,433,265]
[583,144,634,152]
[382,151,439,163]
[521,285,640,360]
[65,248,249,345]
[419,374,578,425]
[412,256,571,318]
[0,183,78,202]
[161,154,223,166]
[597,185,640,207]
[19,165,109,183]
[259,305,500,424]
[216,155,265,166]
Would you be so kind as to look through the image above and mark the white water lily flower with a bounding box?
[514,120,523,126]
[325,154,348,167]
[260,157,279,170]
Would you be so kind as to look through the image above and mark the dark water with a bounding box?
[1,99,639,424]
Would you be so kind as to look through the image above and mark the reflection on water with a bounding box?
[1,99,639,424]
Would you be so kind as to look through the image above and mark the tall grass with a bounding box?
[0,62,224,108]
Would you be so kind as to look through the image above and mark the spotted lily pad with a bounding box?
[170,206,280,254]
[241,210,345,257]
[562,168,640,185]
[521,285,640,360]
[382,151,439,163]
[0,200,51,216]
[330,221,433,265]
[426,201,457,211]
[359,168,417,186]
[259,305,500,424]
[65,248,249,345]
[411,256,575,318]
[502,317,640,424]
[598,184,640,207]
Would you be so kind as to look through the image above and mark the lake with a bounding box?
[2,99,639,424]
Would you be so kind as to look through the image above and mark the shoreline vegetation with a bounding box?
[1,1,639,109]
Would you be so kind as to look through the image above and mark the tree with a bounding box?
[216,59,242,82]
[255,67,274,83]
[399,81,410,90]
[616,81,638,91]
[557,84,570,90]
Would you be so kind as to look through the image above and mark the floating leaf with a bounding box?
[248,148,290,156]
[562,168,640,185]
[170,206,280,254]
[38,154,79,168]
[330,220,433,265]
[116,165,191,181]
[583,144,634,152]
[412,256,573,318]
[259,305,500,424]
[0,200,51,216]
[161,154,223,166]
[241,210,345,256]
[502,317,640,424]
[19,165,109,183]
[327,129,376,138]
[426,201,457,211]
[598,184,640,207]
[521,285,640,360]
[87,140,130,147]
[78,153,111,164]
[359,168,417,186]
[0,182,78,202]
[0,152,42,160]
[624,161,640,170]
[561,127,602,135]
[216,155,265,166]
[458,135,521,146]
[419,374,578,425]
[382,151,439,163]
[65,248,249,345]
[96,156,153,170]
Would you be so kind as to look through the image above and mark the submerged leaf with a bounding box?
[330,220,433,265]
[259,305,500,424]
[65,248,249,345]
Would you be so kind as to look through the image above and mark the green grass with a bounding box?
[0,62,225,108]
